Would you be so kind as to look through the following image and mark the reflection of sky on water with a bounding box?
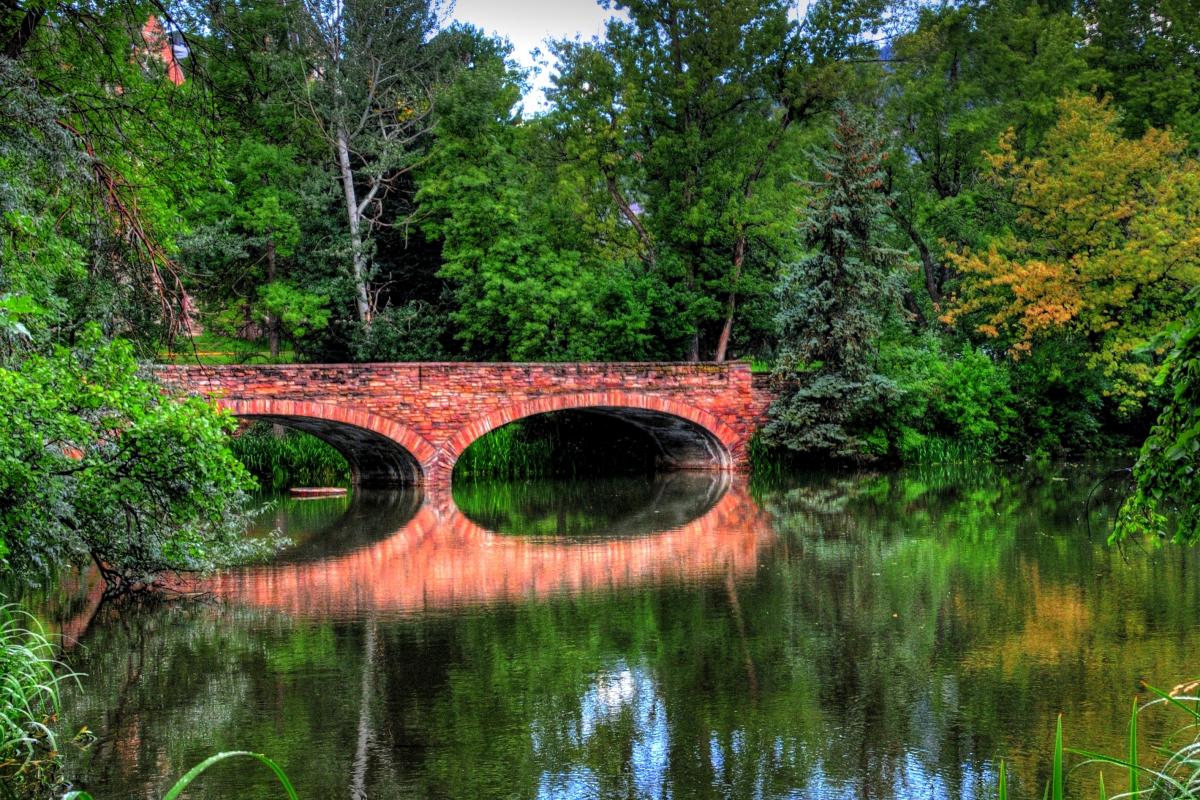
[532,661,1000,800]
[532,662,1002,800]
[536,663,667,800]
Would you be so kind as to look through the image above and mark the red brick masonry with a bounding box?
[157,362,774,487]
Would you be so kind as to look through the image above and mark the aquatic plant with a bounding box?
[998,682,1200,799]
[453,421,556,480]
[0,600,76,795]
[230,424,351,489]
[63,751,297,800]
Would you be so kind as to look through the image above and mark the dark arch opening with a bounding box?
[236,415,423,487]
[453,407,731,482]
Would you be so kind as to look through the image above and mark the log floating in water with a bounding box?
[289,487,348,499]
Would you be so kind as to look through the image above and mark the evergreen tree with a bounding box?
[765,107,907,460]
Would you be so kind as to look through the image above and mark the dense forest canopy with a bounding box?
[1,0,1198,494]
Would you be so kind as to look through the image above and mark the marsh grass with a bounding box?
[0,601,77,796]
[231,424,351,489]
[453,422,556,480]
[906,435,994,465]
[998,682,1200,799]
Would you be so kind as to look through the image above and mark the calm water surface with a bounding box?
[52,465,1200,799]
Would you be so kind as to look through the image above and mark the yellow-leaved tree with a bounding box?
[942,94,1200,414]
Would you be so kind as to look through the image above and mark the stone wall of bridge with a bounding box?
[157,362,774,486]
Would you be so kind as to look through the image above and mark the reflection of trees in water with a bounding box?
[53,467,1200,800]
[210,481,768,618]
[453,471,730,537]
[246,489,424,563]
[60,603,420,799]
[756,464,1200,799]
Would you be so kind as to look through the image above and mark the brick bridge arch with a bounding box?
[158,363,773,488]
[219,399,436,487]
[434,391,741,485]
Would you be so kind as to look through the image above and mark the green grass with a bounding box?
[748,357,773,374]
[0,600,78,796]
[906,435,995,465]
[453,422,556,481]
[230,424,351,489]
[996,681,1200,799]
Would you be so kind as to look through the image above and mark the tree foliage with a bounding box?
[1115,292,1200,545]
[942,94,1200,415]
[0,324,268,591]
[765,108,907,460]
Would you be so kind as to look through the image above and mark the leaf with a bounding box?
[161,751,297,800]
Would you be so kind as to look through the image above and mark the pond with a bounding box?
[51,464,1200,799]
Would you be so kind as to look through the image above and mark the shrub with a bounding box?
[877,337,1018,462]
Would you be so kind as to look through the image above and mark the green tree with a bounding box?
[883,0,1099,309]
[941,94,1200,416]
[765,108,907,460]
[293,0,449,325]
[1082,0,1200,141]
[183,139,330,358]
[1,8,209,345]
[0,323,269,591]
[418,31,655,360]
[548,0,887,361]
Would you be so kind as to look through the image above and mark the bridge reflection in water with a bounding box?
[205,473,775,618]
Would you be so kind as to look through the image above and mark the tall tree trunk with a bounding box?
[896,211,943,305]
[336,128,372,324]
[605,173,655,266]
[265,234,285,438]
[714,233,746,363]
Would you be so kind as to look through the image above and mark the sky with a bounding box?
[449,0,616,111]
[448,1,817,112]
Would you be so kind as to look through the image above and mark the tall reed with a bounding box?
[997,681,1200,798]
[0,600,76,794]
[230,424,351,489]
[453,422,556,480]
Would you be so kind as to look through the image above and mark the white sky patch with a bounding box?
[450,0,617,113]
[448,1,820,114]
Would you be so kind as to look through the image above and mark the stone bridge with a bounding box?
[157,363,774,487]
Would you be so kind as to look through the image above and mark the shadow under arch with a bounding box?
[438,392,739,485]
[206,481,774,618]
[220,400,435,487]
[252,489,426,563]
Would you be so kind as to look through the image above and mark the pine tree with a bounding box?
[765,106,907,461]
